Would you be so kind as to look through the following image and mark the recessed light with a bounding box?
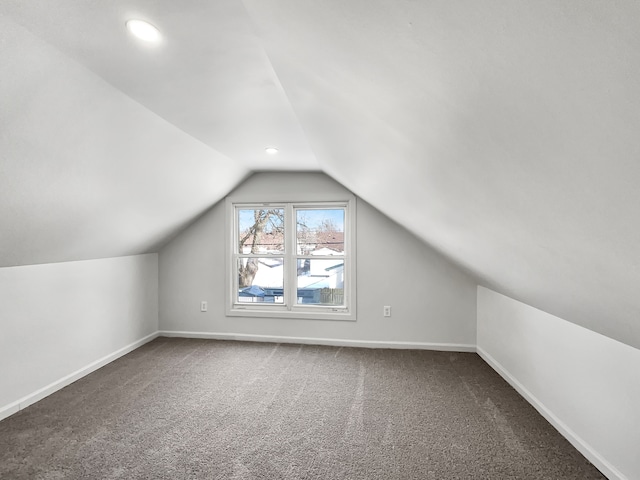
[126,19,161,43]
[265,147,279,155]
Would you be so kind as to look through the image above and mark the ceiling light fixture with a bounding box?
[126,19,161,42]
[265,147,279,155]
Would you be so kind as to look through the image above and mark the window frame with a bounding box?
[225,198,356,321]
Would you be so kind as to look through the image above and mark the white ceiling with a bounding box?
[1,1,639,350]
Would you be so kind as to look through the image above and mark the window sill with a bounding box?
[226,306,356,322]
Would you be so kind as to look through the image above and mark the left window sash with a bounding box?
[233,206,288,308]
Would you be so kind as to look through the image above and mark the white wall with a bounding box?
[477,286,640,480]
[159,172,477,348]
[0,254,158,420]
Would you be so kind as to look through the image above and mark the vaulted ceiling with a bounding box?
[1,1,639,350]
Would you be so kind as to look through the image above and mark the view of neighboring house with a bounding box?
[238,220,345,305]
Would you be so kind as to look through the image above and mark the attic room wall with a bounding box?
[0,14,244,421]
[477,287,640,480]
[159,172,477,347]
[0,254,158,421]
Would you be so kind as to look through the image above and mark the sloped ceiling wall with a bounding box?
[1,1,639,349]
[0,15,247,266]
[242,0,640,350]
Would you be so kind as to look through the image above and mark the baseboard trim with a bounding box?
[0,403,20,422]
[0,331,159,422]
[477,346,626,480]
[158,330,476,352]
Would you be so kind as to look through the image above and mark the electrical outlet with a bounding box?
[383,305,391,317]
[200,301,208,312]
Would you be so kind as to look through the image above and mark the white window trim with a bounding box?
[225,196,356,321]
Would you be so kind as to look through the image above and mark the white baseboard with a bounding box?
[0,402,20,422]
[158,330,476,352]
[0,332,159,422]
[476,346,625,480]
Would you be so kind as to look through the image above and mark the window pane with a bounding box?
[296,258,344,305]
[238,208,285,254]
[237,257,284,303]
[296,208,345,255]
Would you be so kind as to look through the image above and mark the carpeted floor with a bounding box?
[0,337,605,479]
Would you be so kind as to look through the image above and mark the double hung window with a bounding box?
[226,200,355,320]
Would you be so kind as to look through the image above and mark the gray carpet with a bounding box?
[0,337,605,479]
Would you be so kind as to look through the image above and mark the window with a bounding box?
[226,200,356,320]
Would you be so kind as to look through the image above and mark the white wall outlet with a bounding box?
[200,301,208,312]
[383,305,391,317]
